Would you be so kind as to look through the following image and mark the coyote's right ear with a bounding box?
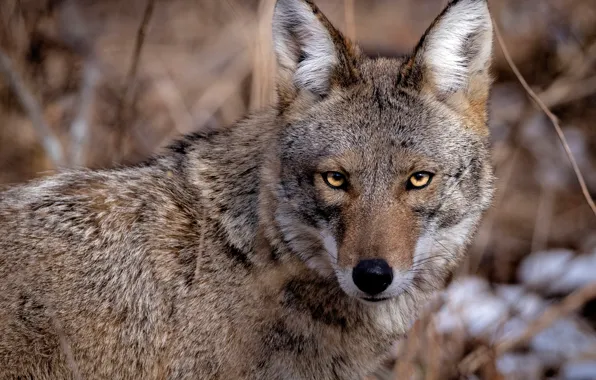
[409,0,493,105]
[272,0,360,107]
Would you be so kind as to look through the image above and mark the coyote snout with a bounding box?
[326,197,423,302]
[329,189,477,302]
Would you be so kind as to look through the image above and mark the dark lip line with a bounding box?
[361,297,390,303]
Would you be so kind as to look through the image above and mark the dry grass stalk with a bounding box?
[392,297,446,380]
[58,0,100,167]
[250,0,275,110]
[343,0,356,41]
[539,75,596,109]
[0,49,65,167]
[393,320,421,380]
[70,60,99,166]
[493,17,596,217]
[423,320,442,380]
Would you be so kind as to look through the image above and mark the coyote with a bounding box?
[0,0,494,378]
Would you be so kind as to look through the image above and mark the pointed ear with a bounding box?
[410,0,493,100]
[272,0,360,106]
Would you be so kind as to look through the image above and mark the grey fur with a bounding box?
[0,0,494,379]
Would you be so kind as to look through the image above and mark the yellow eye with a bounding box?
[322,171,347,189]
[407,172,433,190]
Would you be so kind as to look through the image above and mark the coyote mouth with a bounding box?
[361,297,390,303]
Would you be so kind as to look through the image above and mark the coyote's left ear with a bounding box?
[272,0,360,107]
[410,0,493,104]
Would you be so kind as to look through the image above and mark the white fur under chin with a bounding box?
[374,291,426,334]
[423,0,493,93]
[332,215,478,334]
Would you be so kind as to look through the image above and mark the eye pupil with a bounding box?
[323,171,346,189]
[408,172,433,190]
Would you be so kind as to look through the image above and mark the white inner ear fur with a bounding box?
[423,0,493,93]
[272,0,338,95]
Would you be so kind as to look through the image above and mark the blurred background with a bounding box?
[0,0,595,379]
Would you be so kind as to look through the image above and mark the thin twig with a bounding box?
[498,282,596,352]
[114,0,156,158]
[493,18,596,216]
[393,320,421,380]
[153,62,195,134]
[123,0,155,103]
[549,40,596,83]
[460,281,596,374]
[0,49,65,167]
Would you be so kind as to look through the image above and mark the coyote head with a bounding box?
[262,0,495,303]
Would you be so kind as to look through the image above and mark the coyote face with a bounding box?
[265,0,495,303]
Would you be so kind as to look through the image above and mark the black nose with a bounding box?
[352,259,393,296]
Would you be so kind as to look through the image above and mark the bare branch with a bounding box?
[0,49,65,167]
[70,60,99,167]
[114,0,156,160]
[122,0,155,109]
[493,18,596,217]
